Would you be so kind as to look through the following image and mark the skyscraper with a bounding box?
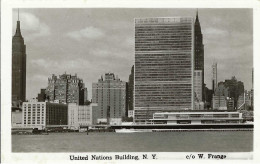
[92,73,126,122]
[212,62,217,92]
[194,11,205,101]
[12,14,26,106]
[45,73,85,105]
[135,17,194,123]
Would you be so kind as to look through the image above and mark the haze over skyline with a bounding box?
[12,8,253,100]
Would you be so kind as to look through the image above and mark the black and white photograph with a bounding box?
[1,0,260,163]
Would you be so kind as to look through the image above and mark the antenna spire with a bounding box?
[196,9,199,21]
[15,9,22,36]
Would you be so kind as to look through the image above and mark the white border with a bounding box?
[1,0,260,164]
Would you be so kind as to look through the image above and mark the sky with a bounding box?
[12,8,253,100]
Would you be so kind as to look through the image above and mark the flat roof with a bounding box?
[154,112,240,115]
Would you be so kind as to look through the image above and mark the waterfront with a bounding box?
[12,131,253,152]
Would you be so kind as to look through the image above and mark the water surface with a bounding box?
[12,131,253,152]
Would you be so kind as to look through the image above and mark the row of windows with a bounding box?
[135,26,191,30]
[135,83,191,86]
[135,41,192,45]
[135,45,192,49]
[135,79,192,82]
[136,58,191,62]
[136,49,192,52]
[153,114,240,119]
[135,64,192,67]
[135,31,192,35]
[135,37,192,41]
[135,88,192,91]
[135,53,192,56]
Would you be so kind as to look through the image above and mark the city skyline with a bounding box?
[12,8,253,100]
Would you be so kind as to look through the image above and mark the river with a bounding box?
[12,131,253,152]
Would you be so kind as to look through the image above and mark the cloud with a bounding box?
[66,26,104,41]
[203,27,228,36]
[30,58,92,72]
[32,75,48,82]
[30,59,47,68]
[13,11,50,41]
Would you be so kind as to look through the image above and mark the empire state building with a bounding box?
[12,16,26,105]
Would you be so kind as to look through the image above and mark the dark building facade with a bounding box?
[194,11,205,101]
[45,73,85,105]
[37,89,46,102]
[46,102,68,126]
[12,19,26,106]
[222,77,244,108]
[204,86,213,109]
[125,82,129,116]
[127,65,134,113]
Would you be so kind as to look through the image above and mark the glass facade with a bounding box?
[151,112,243,124]
[134,17,194,122]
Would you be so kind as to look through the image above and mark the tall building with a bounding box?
[212,62,217,92]
[127,65,134,113]
[12,15,26,106]
[194,70,202,102]
[135,17,194,123]
[92,73,126,123]
[45,73,85,105]
[223,76,244,108]
[194,11,205,101]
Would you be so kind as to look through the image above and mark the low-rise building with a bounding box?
[194,101,204,110]
[12,107,23,128]
[150,111,243,125]
[212,95,227,110]
[22,102,68,130]
[237,90,253,110]
[128,110,134,118]
[68,103,99,129]
[227,98,235,110]
[22,102,46,130]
